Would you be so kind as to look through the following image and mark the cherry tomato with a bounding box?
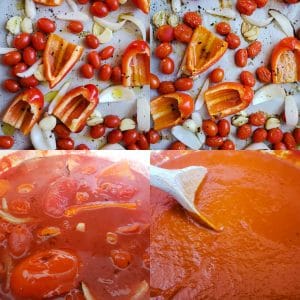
[2,51,22,66]
[273,142,287,150]
[57,138,75,150]
[75,144,90,150]
[283,132,296,150]
[293,128,300,144]
[90,124,105,139]
[20,76,38,88]
[237,124,252,139]
[111,249,131,269]
[206,136,224,148]
[0,136,14,149]
[99,64,112,81]
[209,68,224,83]
[284,0,299,3]
[225,33,241,49]
[87,51,101,69]
[174,24,193,43]
[202,120,218,137]
[249,111,266,126]
[111,66,122,84]
[236,0,257,15]
[13,33,31,50]
[85,34,99,49]
[107,129,123,143]
[105,0,119,11]
[3,79,20,93]
[267,128,283,144]
[104,115,121,128]
[11,63,27,77]
[247,41,262,58]
[215,22,231,35]
[10,249,79,298]
[235,49,248,67]
[136,133,149,150]
[8,226,32,258]
[77,0,89,3]
[252,128,267,142]
[217,119,230,137]
[158,81,175,94]
[183,11,202,28]
[23,47,37,66]
[67,21,83,34]
[150,73,160,89]
[156,25,174,42]
[256,66,271,83]
[31,32,46,51]
[122,129,139,146]
[219,139,235,150]
[36,18,56,33]
[169,141,187,150]
[127,144,140,150]
[65,290,85,300]
[146,129,160,144]
[54,124,70,138]
[80,63,94,79]
[254,0,268,8]
[240,71,255,87]
[174,77,193,91]
[160,57,174,74]
[155,43,172,59]
[99,46,114,59]
[90,2,109,17]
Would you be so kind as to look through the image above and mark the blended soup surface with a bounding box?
[150,151,300,299]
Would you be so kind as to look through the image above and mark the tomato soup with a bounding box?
[0,154,149,299]
[150,151,300,299]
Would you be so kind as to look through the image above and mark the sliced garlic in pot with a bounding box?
[231,114,249,127]
[152,11,169,27]
[120,118,136,131]
[265,117,280,130]
[87,109,104,126]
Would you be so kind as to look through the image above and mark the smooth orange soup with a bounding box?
[150,151,300,299]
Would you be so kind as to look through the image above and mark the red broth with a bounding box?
[0,154,149,300]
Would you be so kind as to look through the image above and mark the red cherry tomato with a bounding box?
[267,128,283,144]
[150,73,160,89]
[80,64,94,79]
[0,136,14,149]
[235,49,248,67]
[99,64,112,81]
[77,0,89,3]
[283,132,296,150]
[240,71,255,87]
[252,128,267,142]
[127,144,140,150]
[293,128,300,144]
[11,63,28,77]
[237,124,252,139]
[215,22,231,35]
[173,24,193,43]
[217,119,230,137]
[136,133,149,150]
[247,41,262,58]
[85,34,99,49]
[107,129,123,143]
[155,43,172,59]
[3,79,21,93]
[111,249,131,269]
[99,46,115,59]
[2,51,22,66]
[111,66,122,84]
[225,33,241,49]
[174,77,193,91]
[156,25,174,43]
[249,111,266,126]
[254,0,268,7]
[146,129,160,144]
[31,32,47,51]
[158,81,175,94]
[122,129,139,146]
[90,2,109,17]
[20,76,39,88]
[104,115,121,128]
[219,139,235,150]
[160,57,174,74]
[75,144,90,150]
[105,0,119,11]
[8,226,32,258]
[183,11,202,28]
[23,47,37,66]
[273,142,287,150]
[209,68,224,83]
[206,136,224,148]
[256,66,271,83]
[57,138,75,150]
[202,120,218,137]
[67,21,83,33]
[169,141,187,150]
[236,0,257,15]
[54,124,70,139]
[13,33,31,50]
[36,18,56,33]
[87,51,101,69]
[90,124,105,139]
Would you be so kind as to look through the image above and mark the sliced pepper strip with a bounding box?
[151,92,194,131]
[3,88,44,135]
[132,0,149,14]
[43,34,83,89]
[122,40,150,87]
[53,84,99,132]
[183,26,228,77]
[204,82,253,119]
[34,0,63,6]
[271,37,300,83]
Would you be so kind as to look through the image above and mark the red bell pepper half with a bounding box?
[271,37,300,83]
[131,0,149,14]
[122,40,150,87]
[3,88,44,135]
[53,84,99,132]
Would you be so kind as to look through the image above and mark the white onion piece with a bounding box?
[6,16,22,34]
[206,8,236,19]
[21,17,33,33]
[244,142,270,150]
[6,34,14,47]
[183,119,197,132]
[0,48,17,55]
[2,198,8,212]
[191,112,202,128]
[241,14,273,27]
[171,0,181,13]
[195,78,209,111]
[137,97,150,132]
[94,16,126,31]
[48,81,71,114]
[81,282,95,300]
[98,28,113,44]
[0,209,34,224]
[99,85,136,103]
[34,64,46,82]
[66,0,79,11]
[119,14,146,40]
[56,12,89,22]
[39,115,57,131]
[16,58,42,78]
[269,9,294,37]
[30,124,56,150]
[171,126,202,150]
[101,143,125,150]
[196,130,205,147]
[253,84,286,105]
[285,95,299,127]
[25,0,37,19]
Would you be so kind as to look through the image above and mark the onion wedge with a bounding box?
[99,85,136,103]
[56,11,89,22]
[137,97,150,132]
[244,142,270,150]
[171,0,181,13]
[241,14,273,28]
[119,13,146,40]
[171,126,202,150]
[195,78,209,111]
[82,282,95,300]
[66,0,78,11]
[25,0,36,19]
[253,84,286,105]
[48,80,71,114]
[0,209,34,224]
[285,95,299,127]
[206,8,236,19]
[0,48,17,55]
[64,201,137,217]
[98,28,113,44]
[16,58,42,78]
[94,16,126,32]
[30,124,56,150]
[269,9,295,37]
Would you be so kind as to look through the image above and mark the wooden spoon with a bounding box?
[150,165,220,231]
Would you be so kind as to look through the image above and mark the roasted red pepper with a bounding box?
[122,40,150,87]
[131,0,149,14]
[3,88,44,135]
[151,92,194,131]
[204,82,253,119]
[271,37,300,83]
[34,0,63,5]
[43,34,83,89]
[53,84,99,132]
